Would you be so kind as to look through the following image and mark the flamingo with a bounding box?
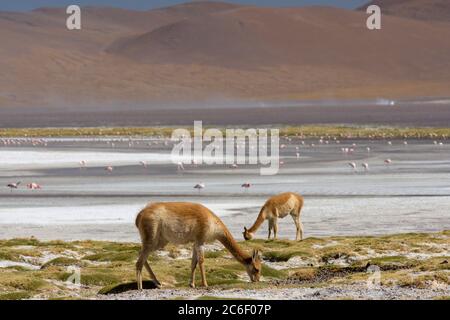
[230,164,238,169]
[194,183,205,192]
[241,182,251,190]
[105,166,114,173]
[348,162,357,172]
[140,161,148,168]
[177,162,185,171]
[362,163,369,171]
[384,159,392,166]
[27,183,41,190]
[79,160,87,169]
[7,182,21,192]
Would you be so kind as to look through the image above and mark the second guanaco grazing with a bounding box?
[243,192,304,241]
[135,202,262,289]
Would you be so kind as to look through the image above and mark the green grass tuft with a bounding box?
[0,291,33,300]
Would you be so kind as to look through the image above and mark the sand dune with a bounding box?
[1,1,450,108]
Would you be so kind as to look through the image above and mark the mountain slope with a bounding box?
[359,0,450,21]
[1,2,450,108]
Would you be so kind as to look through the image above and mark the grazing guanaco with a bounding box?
[243,192,304,241]
[135,202,262,290]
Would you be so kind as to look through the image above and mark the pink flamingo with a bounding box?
[105,166,114,173]
[348,162,357,171]
[7,182,21,192]
[79,160,87,169]
[27,183,41,190]
[191,159,198,168]
[140,161,148,168]
[362,163,369,171]
[384,159,392,166]
[241,182,251,190]
[177,162,185,171]
[194,183,205,192]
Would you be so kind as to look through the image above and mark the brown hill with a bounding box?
[1,1,450,108]
[359,0,450,21]
[107,5,450,74]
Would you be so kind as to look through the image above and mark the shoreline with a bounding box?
[1,125,450,139]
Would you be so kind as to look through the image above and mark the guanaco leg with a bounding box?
[197,245,208,287]
[189,245,199,288]
[268,220,273,239]
[272,217,278,240]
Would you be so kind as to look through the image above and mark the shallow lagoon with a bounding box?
[0,138,449,241]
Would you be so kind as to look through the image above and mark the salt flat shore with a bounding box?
[0,137,449,241]
[0,231,448,300]
[100,285,450,300]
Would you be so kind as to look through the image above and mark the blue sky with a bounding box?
[0,1,369,11]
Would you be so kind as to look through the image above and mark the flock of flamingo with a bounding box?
[6,181,42,192]
[2,134,446,193]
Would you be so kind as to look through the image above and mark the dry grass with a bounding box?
[0,230,448,299]
[0,126,449,139]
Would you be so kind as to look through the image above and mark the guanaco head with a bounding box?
[245,249,262,282]
[243,226,253,241]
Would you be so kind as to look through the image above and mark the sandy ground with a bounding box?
[99,285,450,300]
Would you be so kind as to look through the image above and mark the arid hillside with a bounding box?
[1,1,450,108]
[361,0,450,21]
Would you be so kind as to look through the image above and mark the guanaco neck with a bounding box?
[247,207,267,233]
[217,228,251,265]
